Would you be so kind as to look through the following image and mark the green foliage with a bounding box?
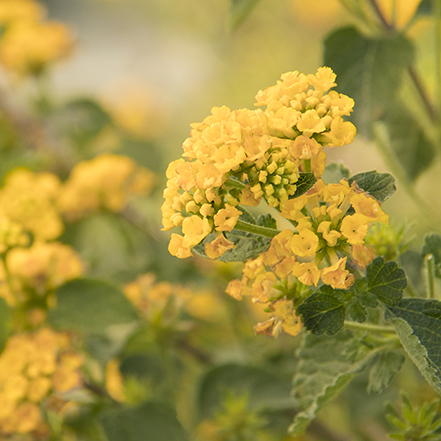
[386,395,441,440]
[365,257,407,305]
[230,0,261,28]
[298,258,406,335]
[56,98,112,149]
[48,278,139,335]
[257,213,278,229]
[423,234,441,278]
[100,401,188,441]
[322,162,350,184]
[387,298,441,395]
[348,170,396,202]
[324,26,414,135]
[210,392,266,440]
[367,350,405,394]
[296,286,345,336]
[378,108,436,181]
[0,298,11,353]
[193,208,272,262]
[290,330,377,435]
[198,364,294,419]
[290,172,316,199]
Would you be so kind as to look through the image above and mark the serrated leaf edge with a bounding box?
[289,339,376,434]
[389,316,441,395]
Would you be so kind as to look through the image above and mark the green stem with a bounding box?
[424,254,436,299]
[367,0,393,31]
[303,159,312,173]
[407,66,438,123]
[158,337,177,405]
[225,177,248,190]
[370,0,438,122]
[405,278,418,298]
[344,320,397,334]
[234,219,280,238]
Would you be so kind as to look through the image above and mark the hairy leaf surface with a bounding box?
[297,286,345,335]
[193,208,272,262]
[290,173,316,199]
[348,171,396,202]
[387,298,441,395]
[367,350,405,394]
[290,331,376,435]
[366,257,407,305]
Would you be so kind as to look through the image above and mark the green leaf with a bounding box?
[257,213,277,229]
[48,278,139,335]
[0,298,11,353]
[290,173,317,199]
[376,108,436,181]
[423,234,441,278]
[347,302,367,323]
[387,298,441,395]
[238,206,257,225]
[297,286,346,335]
[417,0,432,15]
[193,230,271,262]
[324,26,414,135]
[57,98,112,147]
[198,364,294,419]
[290,331,377,435]
[366,257,407,305]
[230,0,261,28]
[348,171,396,202]
[100,401,188,441]
[322,162,350,184]
[367,350,405,394]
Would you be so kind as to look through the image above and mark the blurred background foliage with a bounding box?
[0,0,440,440]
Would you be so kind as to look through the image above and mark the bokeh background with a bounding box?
[32,0,439,240]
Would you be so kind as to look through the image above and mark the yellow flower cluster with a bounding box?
[0,169,63,241]
[124,273,186,319]
[0,242,84,309]
[162,67,356,260]
[0,154,154,317]
[0,0,74,76]
[0,328,83,436]
[124,272,225,323]
[58,153,156,222]
[226,178,388,337]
